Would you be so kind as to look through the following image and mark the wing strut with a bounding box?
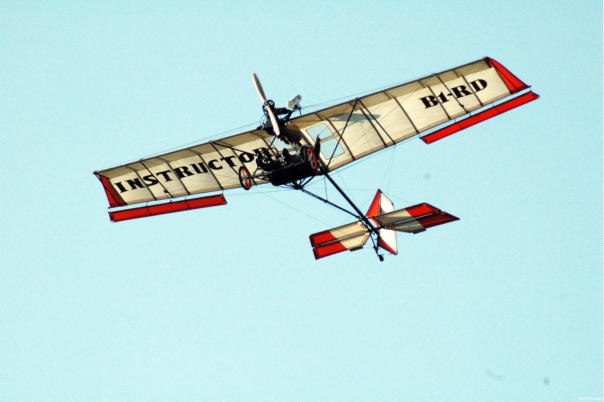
[325,98,360,169]
[357,98,395,145]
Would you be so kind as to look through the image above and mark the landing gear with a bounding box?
[301,146,318,172]
[238,166,252,190]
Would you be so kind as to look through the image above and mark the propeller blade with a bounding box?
[253,73,281,136]
[252,73,266,103]
[266,105,281,136]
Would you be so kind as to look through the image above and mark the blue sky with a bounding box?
[1,1,601,400]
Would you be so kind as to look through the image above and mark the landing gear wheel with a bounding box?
[303,146,318,172]
[238,166,252,190]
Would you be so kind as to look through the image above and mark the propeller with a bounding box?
[252,73,281,137]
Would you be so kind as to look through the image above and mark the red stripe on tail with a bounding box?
[366,189,383,218]
[417,212,459,229]
[309,230,338,248]
[378,237,397,255]
[313,242,348,259]
[404,203,441,217]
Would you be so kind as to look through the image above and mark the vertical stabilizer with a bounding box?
[366,189,398,255]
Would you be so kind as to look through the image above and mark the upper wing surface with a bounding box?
[94,128,275,208]
[289,57,537,171]
[95,57,537,210]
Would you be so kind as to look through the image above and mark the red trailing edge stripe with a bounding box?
[96,173,126,207]
[487,57,529,93]
[109,194,227,222]
[421,91,539,144]
[417,212,459,229]
[313,242,348,259]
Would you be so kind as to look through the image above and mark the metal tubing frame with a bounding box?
[322,172,377,232]
[299,187,360,221]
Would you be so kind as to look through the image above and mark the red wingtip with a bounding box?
[486,57,529,93]
[95,173,126,208]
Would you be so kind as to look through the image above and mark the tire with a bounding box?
[238,166,252,190]
[304,147,318,171]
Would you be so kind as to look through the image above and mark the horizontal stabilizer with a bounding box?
[109,194,227,222]
[309,221,370,259]
[374,203,458,234]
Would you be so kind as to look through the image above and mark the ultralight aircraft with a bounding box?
[94,57,538,260]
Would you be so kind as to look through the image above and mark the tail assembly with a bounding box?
[309,190,459,260]
[366,189,398,256]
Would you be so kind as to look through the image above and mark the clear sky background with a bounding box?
[1,1,601,400]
